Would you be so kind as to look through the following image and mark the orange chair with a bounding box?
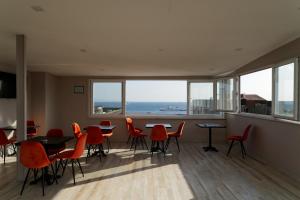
[46,129,66,156]
[0,129,16,164]
[165,122,185,152]
[27,120,37,137]
[86,126,105,162]
[226,124,252,159]
[57,133,87,184]
[150,125,168,156]
[125,117,148,153]
[72,122,83,138]
[99,120,113,153]
[20,141,57,196]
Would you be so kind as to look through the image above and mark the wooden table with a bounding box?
[83,125,116,131]
[145,123,172,128]
[1,125,40,131]
[197,123,226,152]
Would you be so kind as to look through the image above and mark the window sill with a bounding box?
[89,114,225,120]
[226,112,300,126]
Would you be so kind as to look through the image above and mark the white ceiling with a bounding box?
[0,0,300,76]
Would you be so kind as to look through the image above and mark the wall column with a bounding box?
[16,34,27,181]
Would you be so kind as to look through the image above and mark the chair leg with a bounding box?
[140,137,144,149]
[175,137,180,152]
[130,137,135,150]
[151,141,154,156]
[126,135,132,144]
[3,145,6,165]
[20,168,31,195]
[142,137,149,150]
[86,145,91,163]
[50,164,58,184]
[134,137,138,153]
[165,138,170,151]
[240,141,245,159]
[41,168,45,196]
[227,140,234,157]
[71,160,76,184]
[98,145,102,162]
[106,137,110,153]
[77,159,84,177]
[241,142,247,156]
[62,159,68,177]
[162,141,166,156]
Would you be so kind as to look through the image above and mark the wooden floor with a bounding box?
[1,142,300,200]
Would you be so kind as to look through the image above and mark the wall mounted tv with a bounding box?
[0,72,16,98]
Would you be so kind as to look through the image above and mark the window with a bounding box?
[92,81,122,115]
[217,78,234,111]
[240,68,272,115]
[189,82,216,115]
[125,80,187,115]
[274,61,297,119]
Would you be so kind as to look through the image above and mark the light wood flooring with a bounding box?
[1,142,300,200]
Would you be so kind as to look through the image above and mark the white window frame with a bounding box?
[188,80,218,116]
[215,77,236,112]
[89,79,125,118]
[272,58,299,120]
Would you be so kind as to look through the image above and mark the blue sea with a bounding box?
[94,102,187,115]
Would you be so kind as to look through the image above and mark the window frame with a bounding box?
[89,79,125,117]
[272,58,299,121]
[215,77,237,112]
[237,57,299,121]
[187,80,218,116]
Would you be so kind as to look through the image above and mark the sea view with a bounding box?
[94,101,187,115]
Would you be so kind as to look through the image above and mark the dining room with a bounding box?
[1,1,300,200]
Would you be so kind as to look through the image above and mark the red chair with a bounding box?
[125,117,148,153]
[57,133,87,184]
[20,141,57,196]
[72,122,83,138]
[0,129,16,164]
[27,120,37,137]
[150,125,168,156]
[86,126,105,162]
[226,124,252,159]
[166,121,185,152]
[99,120,113,153]
[46,129,66,155]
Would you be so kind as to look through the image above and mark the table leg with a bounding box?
[203,128,218,152]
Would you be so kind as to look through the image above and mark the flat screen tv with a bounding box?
[0,72,16,98]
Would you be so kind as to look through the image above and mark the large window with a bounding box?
[240,68,272,115]
[92,82,122,115]
[189,82,216,115]
[274,61,297,119]
[125,80,187,115]
[217,78,234,111]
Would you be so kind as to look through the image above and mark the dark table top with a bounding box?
[145,123,172,128]
[16,136,74,146]
[84,125,116,131]
[1,125,40,131]
[196,123,226,128]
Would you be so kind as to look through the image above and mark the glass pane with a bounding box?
[126,80,187,115]
[240,68,272,115]
[275,62,295,117]
[190,82,216,114]
[93,82,122,115]
[217,78,234,110]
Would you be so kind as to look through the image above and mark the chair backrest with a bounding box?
[151,125,168,141]
[72,122,82,138]
[27,120,37,135]
[71,133,87,159]
[176,121,186,137]
[20,141,50,169]
[47,129,64,137]
[86,126,104,145]
[0,129,9,145]
[242,124,252,141]
[100,120,112,126]
[125,117,135,135]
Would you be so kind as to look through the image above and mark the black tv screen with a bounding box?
[0,72,16,98]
